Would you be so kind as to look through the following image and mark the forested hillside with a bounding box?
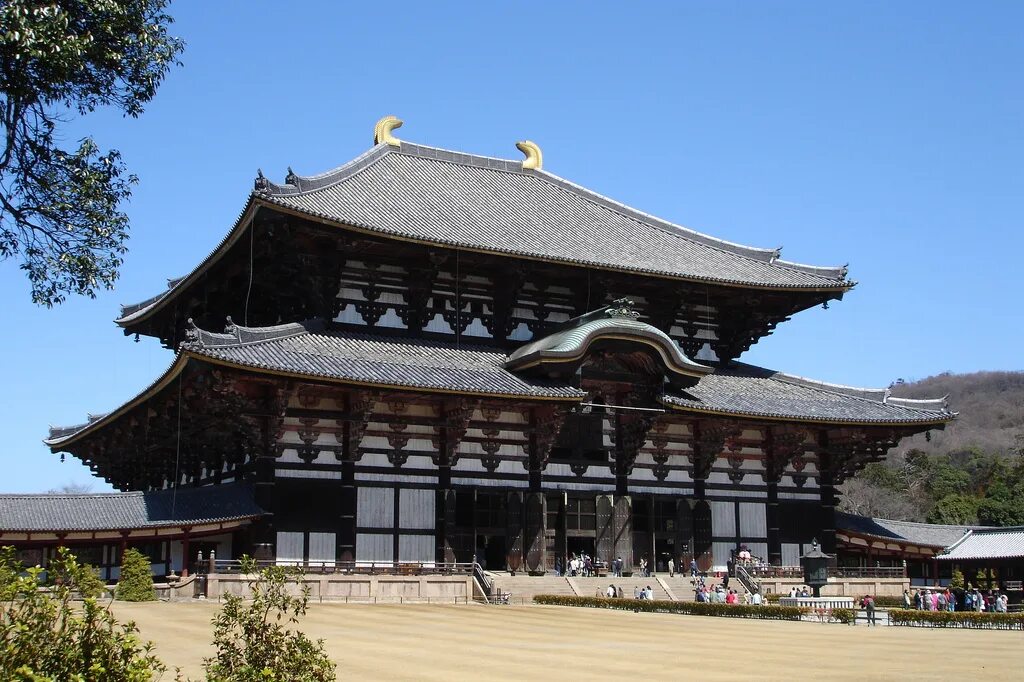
[839,370,1024,525]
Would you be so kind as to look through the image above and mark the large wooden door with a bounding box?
[595,494,614,566]
[692,499,713,571]
[675,498,693,569]
[613,495,633,571]
[438,489,456,564]
[506,491,524,573]
[524,492,546,574]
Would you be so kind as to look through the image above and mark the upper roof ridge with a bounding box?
[258,138,849,279]
[183,317,323,349]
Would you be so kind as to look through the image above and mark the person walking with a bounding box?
[863,594,876,626]
[690,558,698,579]
[668,558,675,578]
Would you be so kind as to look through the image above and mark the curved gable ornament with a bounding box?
[506,301,712,384]
[374,115,403,147]
[516,140,543,170]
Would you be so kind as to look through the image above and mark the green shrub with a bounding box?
[950,569,965,590]
[116,548,155,602]
[0,546,165,680]
[74,564,107,599]
[533,594,807,620]
[204,555,336,681]
[888,608,1024,629]
[829,607,856,624]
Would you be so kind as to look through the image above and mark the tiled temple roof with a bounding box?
[49,320,951,449]
[262,142,850,288]
[184,319,587,400]
[836,512,976,548]
[661,363,954,425]
[0,482,264,532]
[118,137,852,326]
[937,527,1024,561]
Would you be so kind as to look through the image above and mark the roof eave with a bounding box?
[657,397,956,427]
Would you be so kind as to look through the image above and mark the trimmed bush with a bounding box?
[533,594,806,620]
[829,607,856,624]
[888,608,1024,629]
[74,564,107,599]
[116,548,156,602]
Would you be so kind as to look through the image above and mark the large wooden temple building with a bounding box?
[18,117,956,577]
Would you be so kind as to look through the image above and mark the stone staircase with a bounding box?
[487,573,578,603]
[485,572,733,604]
[572,576,674,601]
[650,573,730,601]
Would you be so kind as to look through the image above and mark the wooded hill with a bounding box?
[839,370,1024,525]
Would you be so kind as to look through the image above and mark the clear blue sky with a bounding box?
[2,1,1020,492]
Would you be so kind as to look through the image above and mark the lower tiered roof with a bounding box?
[0,482,264,532]
[47,319,953,449]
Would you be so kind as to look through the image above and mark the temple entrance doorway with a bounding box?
[566,536,595,559]
[476,535,506,572]
[654,535,674,573]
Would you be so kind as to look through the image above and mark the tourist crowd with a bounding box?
[903,587,1010,612]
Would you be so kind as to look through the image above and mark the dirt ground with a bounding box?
[111,601,1023,680]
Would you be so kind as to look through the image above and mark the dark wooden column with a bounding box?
[336,391,374,563]
[434,399,473,564]
[251,410,279,554]
[524,404,569,574]
[764,426,807,566]
[689,419,737,571]
[817,431,838,559]
[180,528,192,577]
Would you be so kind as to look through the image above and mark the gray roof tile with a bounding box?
[0,482,264,532]
[662,362,954,424]
[185,320,585,400]
[837,512,976,548]
[261,142,850,289]
[938,527,1024,560]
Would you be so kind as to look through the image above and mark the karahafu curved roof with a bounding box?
[506,305,712,379]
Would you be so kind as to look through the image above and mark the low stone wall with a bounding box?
[760,577,908,598]
[779,596,855,609]
[201,573,474,602]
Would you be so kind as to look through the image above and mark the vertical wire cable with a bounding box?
[455,250,461,349]
[171,373,183,519]
[244,222,255,326]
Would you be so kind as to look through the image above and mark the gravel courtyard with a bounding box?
[111,602,1023,680]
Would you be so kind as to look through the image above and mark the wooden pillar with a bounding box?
[763,428,783,566]
[119,531,130,569]
[253,413,278,551]
[817,433,838,561]
[180,529,191,577]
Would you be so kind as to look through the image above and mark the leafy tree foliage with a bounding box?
[0,0,184,305]
[0,546,165,680]
[115,548,155,602]
[841,371,1024,525]
[927,494,979,525]
[204,556,336,682]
